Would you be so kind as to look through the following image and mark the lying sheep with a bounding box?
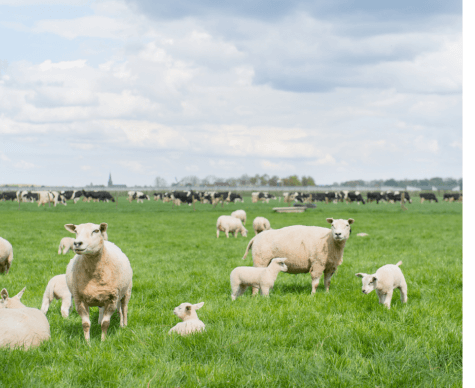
[41,274,72,318]
[231,210,247,225]
[168,302,205,336]
[58,231,108,255]
[230,258,288,299]
[252,217,271,235]
[216,215,248,238]
[0,236,13,274]
[242,218,354,294]
[356,261,407,309]
[65,222,133,342]
[0,287,51,350]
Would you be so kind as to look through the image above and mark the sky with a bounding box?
[0,0,463,187]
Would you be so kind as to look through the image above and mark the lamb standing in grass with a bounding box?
[168,302,205,336]
[231,210,247,225]
[230,258,288,300]
[216,215,248,238]
[252,217,271,235]
[65,222,133,342]
[0,287,51,350]
[356,261,407,309]
[0,236,13,274]
[58,237,75,254]
[41,274,72,318]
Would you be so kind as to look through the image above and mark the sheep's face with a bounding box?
[64,222,108,255]
[0,287,26,309]
[271,258,288,272]
[327,218,354,242]
[356,273,377,294]
[241,228,248,237]
[173,302,204,321]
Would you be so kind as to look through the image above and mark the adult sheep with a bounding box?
[65,222,133,342]
[242,218,354,294]
[231,210,247,225]
[0,236,14,274]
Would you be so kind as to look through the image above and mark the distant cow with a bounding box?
[0,191,17,202]
[419,193,438,203]
[251,192,276,204]
[367,192,387,204]
[443,193,462,202]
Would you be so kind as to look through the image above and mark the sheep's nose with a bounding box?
[74,241,82,247]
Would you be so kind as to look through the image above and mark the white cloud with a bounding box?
[307,154,336,166]
[13,160,36,169]
[260,160,295,171]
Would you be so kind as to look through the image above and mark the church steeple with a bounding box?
[108,173,113,187]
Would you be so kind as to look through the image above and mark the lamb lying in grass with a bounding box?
[41,274,72,318]
[230,258,288,300]
[0,287,51,350]
[168,302,205,336]
[356,261,407,309]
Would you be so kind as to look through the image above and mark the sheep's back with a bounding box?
[0,308,50,349]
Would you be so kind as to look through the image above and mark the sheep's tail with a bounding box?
[242,236,256,260]
[58,243,62,255]
[396,261,402,267]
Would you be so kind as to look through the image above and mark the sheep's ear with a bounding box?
[194,302,204,310]
[355,273,365,278]
[65,224,77,234]
[1,288,8,301]
[371,276,378,283]
[15,287,26,299]
[100,223,108,234]
[326,218,334,224]
[348,218,355,224]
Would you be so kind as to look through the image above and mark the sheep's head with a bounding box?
[326,218,354,242]
[173,302,204,321]
[0,287,26,309]
[355,273,378,294]
[271,257,288,272]
[64,222,108,255]
[241,227,248,237]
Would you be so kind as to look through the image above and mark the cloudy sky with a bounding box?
[0,0,463,187]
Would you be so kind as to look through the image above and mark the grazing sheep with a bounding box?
[0,236,13,274]
[65,222,133,342]
[216,215,248,238]
[41,274,73,318]
[242,218,354,294]
[0,287,51,350]
[356,261,407,309]
[252,217,271,235]
[168,302,205,336]
[231,210,247,225]
[230,258,288,300]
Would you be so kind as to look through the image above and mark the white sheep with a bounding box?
[41,274,73,318]
[356,261,408,309]
[216,215,248,238]
[231,210,247,225]
[242,218,354,294]
[230,258,288,299]
[252,217,271,235]
[65,222,133,342]
[168,302,205,336]
[0,287,51,350]
[0,236,13,274]
[58,237,75,254]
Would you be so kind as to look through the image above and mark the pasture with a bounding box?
[0,197,462,387]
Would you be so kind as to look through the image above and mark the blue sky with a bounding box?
[0,0,463,186]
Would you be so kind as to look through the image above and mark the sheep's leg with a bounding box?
[310,264,325,294]
[260,287,270,297]
[121,291,131,327]
[225,229,229,238]
[216,228,220,238]
[232,285,247,300]
[323,269,336,292]
[251,286,260,296]
[41,296,51,315]
[77,301,91,343]
[399,283,408,304]
[61,296,72,318]
[100,302,117,341]
[58,244,63,255]
[234,231,238,238]
[98,307,104,324]
[383,290,393,309]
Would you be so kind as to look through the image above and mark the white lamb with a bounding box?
[168,302,205,336]
[230,258,288,300]
[58,237,75,254]
[0,287,51,350]
[252,217,271,235]
[41,274,73,318]
[356,261,408,309]
[0,236,13,274]
[231,210,247,225]
[216,215,248,238]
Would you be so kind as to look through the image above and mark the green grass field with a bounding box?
[0,197,462,387]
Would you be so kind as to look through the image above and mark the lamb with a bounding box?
[0,236,14,274]
[252,217,271,235]
[231,209,247,225]
[0,287,51,350]
[356,261,407,309]
[65,222,133,342]
[41,274,73,318]
[230,258,288,300]
[242,218,354,294]
[168,302,205,336]
[216,215,248,238]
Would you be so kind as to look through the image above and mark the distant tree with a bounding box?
[282,175,302,186]
[154,177,168,187]
[260,174,270,186]
[249,174,260,186]
[383,179,398,187]
[268,175,279,186]
[301,176,316,186]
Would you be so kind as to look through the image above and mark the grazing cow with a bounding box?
[443,193,462,202]
[0,192,17,202]
[252,192,276,204]
[387,191,411,204]
[367,192,387,204]
[347,191,366,205]
[61,190,84,204]
[171,191,200,209]
[419,193,438,203]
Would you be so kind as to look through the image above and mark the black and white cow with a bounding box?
[251,192,276,203]
[367,192,387,204]
[443,193,462,202]
[61,190,84,204]
[419,193,439,203]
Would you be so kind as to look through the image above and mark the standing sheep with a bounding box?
[0,287,51,350]
[65,222,133,342]
[252,217,271,235]
[0,236,13,274]
[230,258,288,300]
[242,218,354,294]
[216,215,248,238]
[231,210,247,225]
[168,302,206,336]
[356,261,408,309]
[41,274,73,318]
